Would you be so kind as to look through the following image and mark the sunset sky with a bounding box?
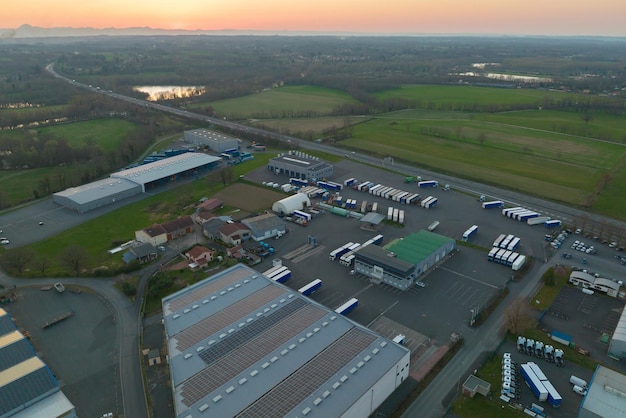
[2,0,626,36]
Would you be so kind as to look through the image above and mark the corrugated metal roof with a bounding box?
[112,153,221,185]
[162,264,410,418]
[582,366,626,417]
[53,177,140,204]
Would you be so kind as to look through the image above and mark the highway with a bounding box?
[43,63,626,417]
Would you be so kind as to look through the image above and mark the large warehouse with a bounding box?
[53,153,221,212]
[162,264,410,418]
[183,129,240,153]
[609,303,626,360]
[354,231,456,290]
[578,365,626,418]
[268,151,333,181]
[0,308,77,418]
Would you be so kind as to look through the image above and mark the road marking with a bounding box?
[438,266,499,289]
[367,300,399,327]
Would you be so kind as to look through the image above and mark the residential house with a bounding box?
[219,222,251,246]
[123,242,158,264]
[185,245,215,269]
[162,216,195,240]
[135,224,167,246]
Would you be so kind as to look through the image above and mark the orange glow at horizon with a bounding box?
[2,0,626,36]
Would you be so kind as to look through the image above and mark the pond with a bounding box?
[132,85,206,101]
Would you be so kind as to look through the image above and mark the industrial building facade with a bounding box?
[268,151,333,181]
[241,213,287,241]
[184,129,240,153]
[162,264,410,418]
[53,153,221,213]
[354,231,456,290]
[0,308,77,418]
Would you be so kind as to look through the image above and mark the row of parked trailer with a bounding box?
[487,247,526,270]
[520,362,562,408]
[493,234,521,251]
[356,182,422,204]
[387,207,405,224]
[261,265,292,284]
[501,206,563,228]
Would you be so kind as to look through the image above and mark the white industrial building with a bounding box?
[162,264,410,418]
[272,193,311,215]
[578,365,626,418]
[268,151,333,181]
[0,308,77,418]
[184,129,240,153]
[569,271,621,298]
[53,153,221,212]
[609,303,626,360]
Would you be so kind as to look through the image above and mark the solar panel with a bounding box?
[237,328,376,417]
[180,304,326,406]
[175,285,286,351]
[198,298,307,366]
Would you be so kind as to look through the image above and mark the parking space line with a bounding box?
[438,266,499,289]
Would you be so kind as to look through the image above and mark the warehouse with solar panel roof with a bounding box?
[162,263,410,418]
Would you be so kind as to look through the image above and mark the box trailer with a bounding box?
[542,380,562,408]
[512,255,526,271]
[488,247,499,261]
[368,184,382,195]
[272,269,292,283]
[425,197,438,208]
[527,216,551,226]
[420,196,433,208]
[545,220,562,228]
[335,298,358,315]
[500,234,514,249]
[508,208,529,219]
[502,206,522,216]
[518,212,540,222]
[361,200,368,213]
[507,237,521,251]
[393,208,399,222]
[329,242,354,261]
[371,202,378,213]
[343,177,358,187]
[395,191,409,203]
[521,364,548,402]
[493,234,506,248]
[418,180,438,188]
[428,221,440,231]
[462,225,478,241]
[482,200,504,209]
[387,207,393,220]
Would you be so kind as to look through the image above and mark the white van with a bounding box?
[573,385,588,396]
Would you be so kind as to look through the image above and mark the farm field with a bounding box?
[251,116,370,136]
[35,118,138,152]
[198,85,358,119]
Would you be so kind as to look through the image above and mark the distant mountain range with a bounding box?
[0,24,373,39]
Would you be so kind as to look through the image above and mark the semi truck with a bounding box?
[462,225,478,241]
[418,180,438,188]
[482,200,504,209]
[329,242,354,261]
[545,220,562,228]
[520,363,548,402]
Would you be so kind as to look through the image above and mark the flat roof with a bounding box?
[185,128,240,143]
[582,365,626,417]
[386,230,454,265]
[112,153,221,186]
[356,245,415,274]
[162,264,409,418]
[241,213,284,232]
[53,177,140,204]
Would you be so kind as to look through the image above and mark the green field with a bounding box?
[200,85,357,119]
[35,118,138,152]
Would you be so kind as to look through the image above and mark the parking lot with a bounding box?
[5,286,119,418]
[496,339,593,417]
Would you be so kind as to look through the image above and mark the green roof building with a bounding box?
[354,231,456,290]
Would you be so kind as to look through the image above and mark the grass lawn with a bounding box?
[35,118,138,152]
[200,85,358,119]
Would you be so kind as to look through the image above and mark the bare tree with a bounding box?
[3,247,34,276]
[478,132,487,145]
[504,297,527,335]
[34,255,49,275]
[582,113,593,126]
[59,246,89,276]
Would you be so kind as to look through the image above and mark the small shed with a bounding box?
[462,375,491,398]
